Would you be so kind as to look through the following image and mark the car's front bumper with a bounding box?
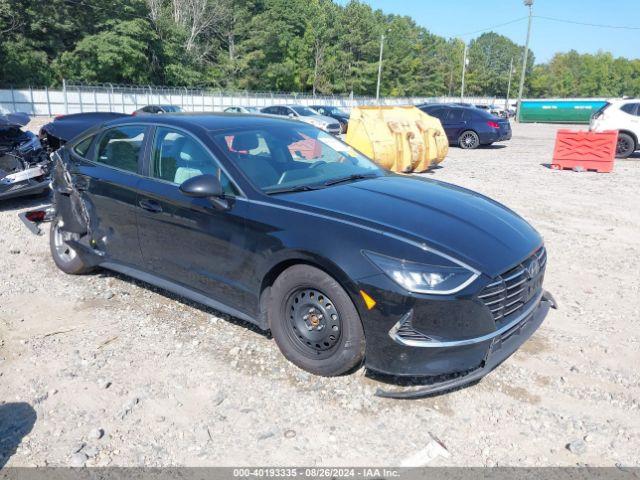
[375,290,556,398]
[355,272,554,396]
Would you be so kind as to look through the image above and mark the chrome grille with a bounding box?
[478,247,546,326]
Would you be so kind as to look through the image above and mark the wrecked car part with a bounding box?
[49,150,103,269]
[0,112,51,201]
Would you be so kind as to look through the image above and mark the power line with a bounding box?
[535,15,640,31]
[452,17,528,38]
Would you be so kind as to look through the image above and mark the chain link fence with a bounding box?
[0,80,502,116]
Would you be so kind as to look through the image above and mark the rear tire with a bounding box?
[50,217,93,275]
[459,130,480,149]
[616,133,635,159]
[268,265,365,376]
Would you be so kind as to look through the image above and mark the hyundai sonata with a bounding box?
[49,113,555,397]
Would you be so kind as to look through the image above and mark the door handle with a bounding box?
[139,199,163,213]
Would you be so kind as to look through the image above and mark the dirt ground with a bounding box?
[0,119,639,468]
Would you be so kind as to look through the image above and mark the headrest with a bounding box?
[231,133,259,152]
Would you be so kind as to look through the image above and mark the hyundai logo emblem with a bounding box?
[527,258,540,278]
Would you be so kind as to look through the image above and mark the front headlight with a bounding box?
[364,251,478,295]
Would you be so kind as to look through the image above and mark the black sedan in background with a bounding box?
[133,105,184,115]
[310,105,350,133]
[49,113,553,396]
[418,103,512,149]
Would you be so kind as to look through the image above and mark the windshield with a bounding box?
[211,125,383,194]
[291,106,318,117]
[325,106,347,115]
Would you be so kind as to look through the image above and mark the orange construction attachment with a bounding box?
[345,106,448,173]
[552,129,618,173]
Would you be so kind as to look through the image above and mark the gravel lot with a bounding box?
[1,119,639,467]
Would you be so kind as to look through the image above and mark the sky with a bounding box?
[336,0,640,63]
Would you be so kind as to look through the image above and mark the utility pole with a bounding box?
[460,42,468,100]
[376,33,385,102]
[516,0,534,121]
[505,57,514,113]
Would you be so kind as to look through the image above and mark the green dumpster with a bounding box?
[519,99,607,124]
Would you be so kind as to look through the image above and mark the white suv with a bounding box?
[590,99,640,158]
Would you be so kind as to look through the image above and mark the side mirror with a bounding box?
[288,113,296,119]
[179,174,229,210]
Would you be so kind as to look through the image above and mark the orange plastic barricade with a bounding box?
[552,130,618,173]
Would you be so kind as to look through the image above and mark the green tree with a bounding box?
[465,32,534,97]
[55,19,158,84]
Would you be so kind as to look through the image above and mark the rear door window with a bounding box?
[446,109,465,122]
[621,103,639,115]
[95,126,145,173]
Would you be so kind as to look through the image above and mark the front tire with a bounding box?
[459,130,480,149]
[616,133,635,159]
[50,217,93,275]
[268,265,365,376]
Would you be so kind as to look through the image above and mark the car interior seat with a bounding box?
[230,133,280,188]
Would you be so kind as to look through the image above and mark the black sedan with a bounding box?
[418,103,512,149]
[49,113,554,396]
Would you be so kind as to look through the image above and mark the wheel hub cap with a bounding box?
[286,289,341,352]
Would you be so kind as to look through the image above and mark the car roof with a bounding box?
[608,98,638,105]
[420,103,462,109]
[103,112,301,132]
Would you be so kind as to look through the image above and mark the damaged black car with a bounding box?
[0,112,50,201]
[48,113,555,397]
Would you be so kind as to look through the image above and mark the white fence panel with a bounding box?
[0,84,502,116]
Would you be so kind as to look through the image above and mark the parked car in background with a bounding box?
[475,104,507,118]
[224,106,261,114]
[590,99,640,158]
[310,105,350,133]
[261,105,341,135]
[133,105,183,115]
[418,103,512,149]
[49,113,554,396]
[0,112,50,201]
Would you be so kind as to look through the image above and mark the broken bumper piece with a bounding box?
[374,290,557,399]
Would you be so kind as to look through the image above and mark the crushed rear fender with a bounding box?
[50,150,102,268]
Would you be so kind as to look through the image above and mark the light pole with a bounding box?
[505,57,514,113]
[376,32,386,102]
[460,42,468,100]
[516,0,534,121]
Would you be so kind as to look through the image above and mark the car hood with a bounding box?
[277,175,542,277]
[300,115,338,126]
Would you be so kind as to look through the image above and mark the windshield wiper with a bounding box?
[266,184,323,195]
[324,173,377,187]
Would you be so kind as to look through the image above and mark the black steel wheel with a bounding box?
[285,288,342,358]
[616,133,635,159]
[268,265,365,376]
[459,130,480,149]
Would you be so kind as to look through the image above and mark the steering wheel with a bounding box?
[310,160,328,169]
